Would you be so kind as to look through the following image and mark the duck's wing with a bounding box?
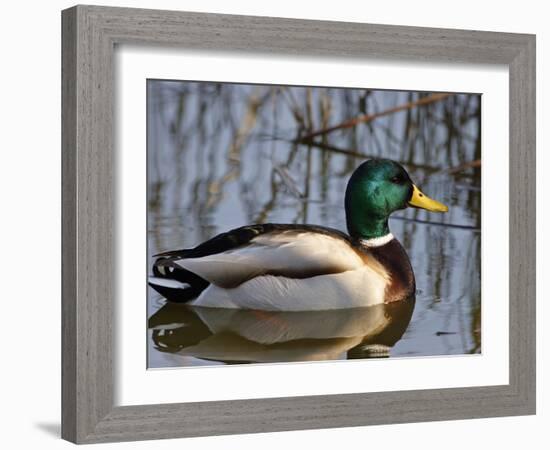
[150,224,364,298]
[175,225,364,288]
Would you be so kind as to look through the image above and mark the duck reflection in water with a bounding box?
[148,296,415,364]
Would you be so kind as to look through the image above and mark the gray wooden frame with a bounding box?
[62,4,536,444]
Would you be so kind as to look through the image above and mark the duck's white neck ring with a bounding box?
[359,233,394,248]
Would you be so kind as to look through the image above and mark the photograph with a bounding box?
[146,80,481,368]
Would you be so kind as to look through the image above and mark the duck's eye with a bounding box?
[390,176,402,184]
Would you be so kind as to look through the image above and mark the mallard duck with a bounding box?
[149,159,447,311]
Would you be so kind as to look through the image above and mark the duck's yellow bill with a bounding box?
[408,185,448,212]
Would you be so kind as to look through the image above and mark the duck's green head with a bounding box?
[345,159,448,240]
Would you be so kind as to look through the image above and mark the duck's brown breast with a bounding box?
[358,239,415,303]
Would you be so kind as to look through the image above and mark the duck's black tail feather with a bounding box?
[148,257,209,303]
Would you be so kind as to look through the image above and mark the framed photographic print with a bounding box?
[62,5,536,444]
